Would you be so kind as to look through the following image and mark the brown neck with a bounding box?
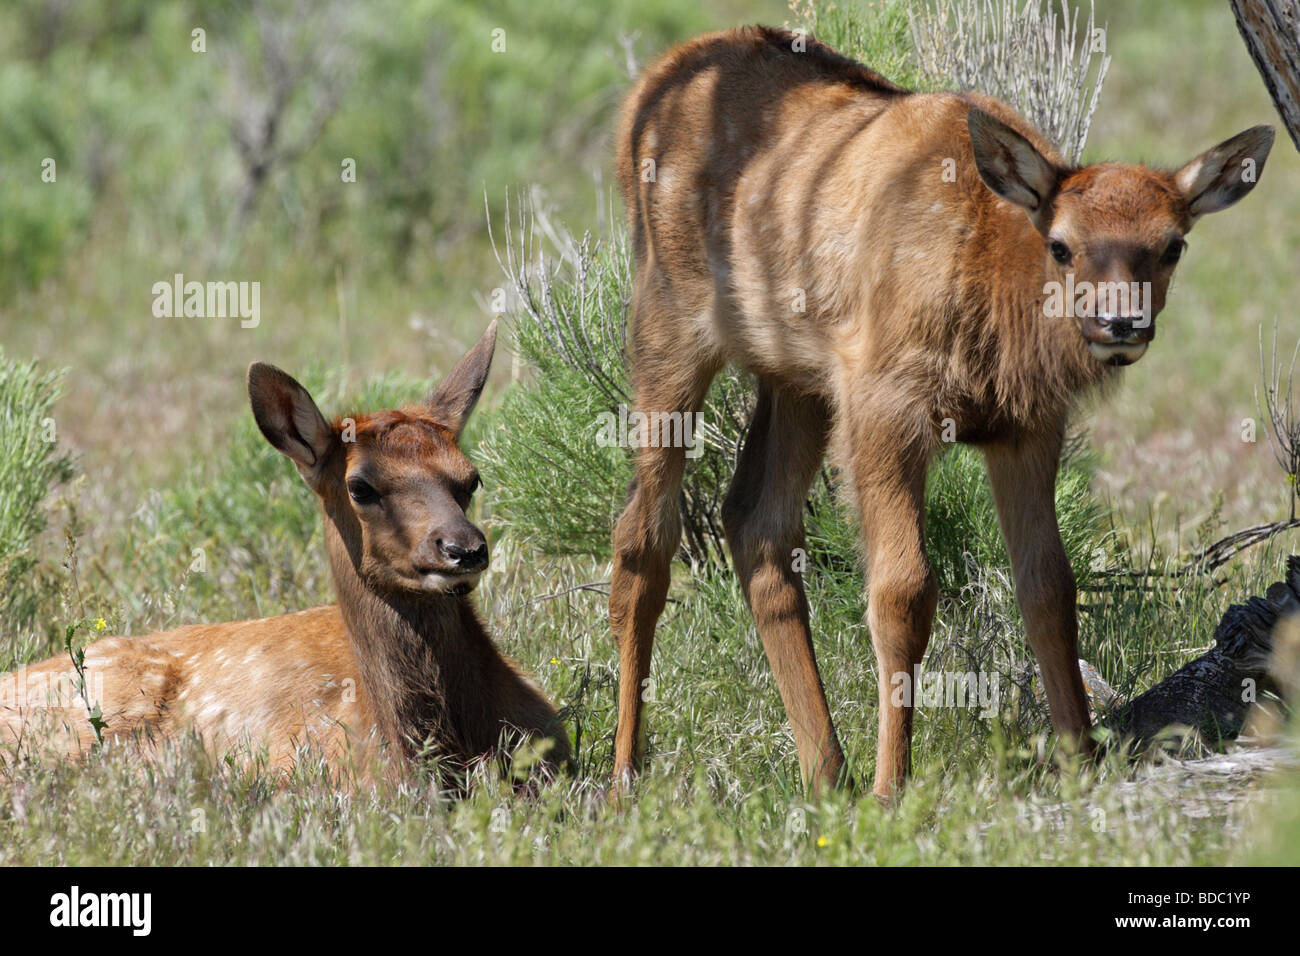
[969,201,1115,431]
[320,500,505,764]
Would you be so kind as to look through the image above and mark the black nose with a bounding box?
[1096,314,1133,339]
[439,538,489,571]
[1092,314,1154,343]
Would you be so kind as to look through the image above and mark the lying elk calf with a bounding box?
[1,322,569,785]
[611,26,1273,798]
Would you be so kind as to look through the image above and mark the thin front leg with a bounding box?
[983,430,1094,752]
[845,420,937,800]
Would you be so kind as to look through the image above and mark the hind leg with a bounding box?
[722,383,846,793]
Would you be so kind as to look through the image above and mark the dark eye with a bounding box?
[1049,240,1072,265]
[347,478,380,505]
[458,474,481,504]
[1160,239,1185,266]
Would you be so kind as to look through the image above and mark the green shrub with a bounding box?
[0,60,94,298]
[0,0,719,299]
[0,349,75,631]
[794,0,923,89]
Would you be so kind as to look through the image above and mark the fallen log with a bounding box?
[1101,554,1299,747]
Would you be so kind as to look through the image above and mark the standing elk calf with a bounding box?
[1,323,569,786]
[610,26,1273,797]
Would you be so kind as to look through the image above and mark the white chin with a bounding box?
[1087,341,1148,366]
[419,571,481,593]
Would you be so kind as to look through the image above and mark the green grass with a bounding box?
[2,527,1295,864]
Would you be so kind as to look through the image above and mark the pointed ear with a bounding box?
[426,320,498,438]
[247,363,335,478]
[1175,125,1274,221]
[968,108,1062,233]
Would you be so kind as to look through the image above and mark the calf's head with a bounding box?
[968,108,1273,367]
[247,322,497,596]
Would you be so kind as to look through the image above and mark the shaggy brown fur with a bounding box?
[610,26,1273,797]
[1,323,569,786]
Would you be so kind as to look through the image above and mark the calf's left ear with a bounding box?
[427,320,498,439]
[1175,125,1274,221]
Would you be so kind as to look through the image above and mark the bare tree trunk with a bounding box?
[1229,0,1300,153]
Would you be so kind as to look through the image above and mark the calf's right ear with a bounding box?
[247,363,335,481]
[968,108,1063,234]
